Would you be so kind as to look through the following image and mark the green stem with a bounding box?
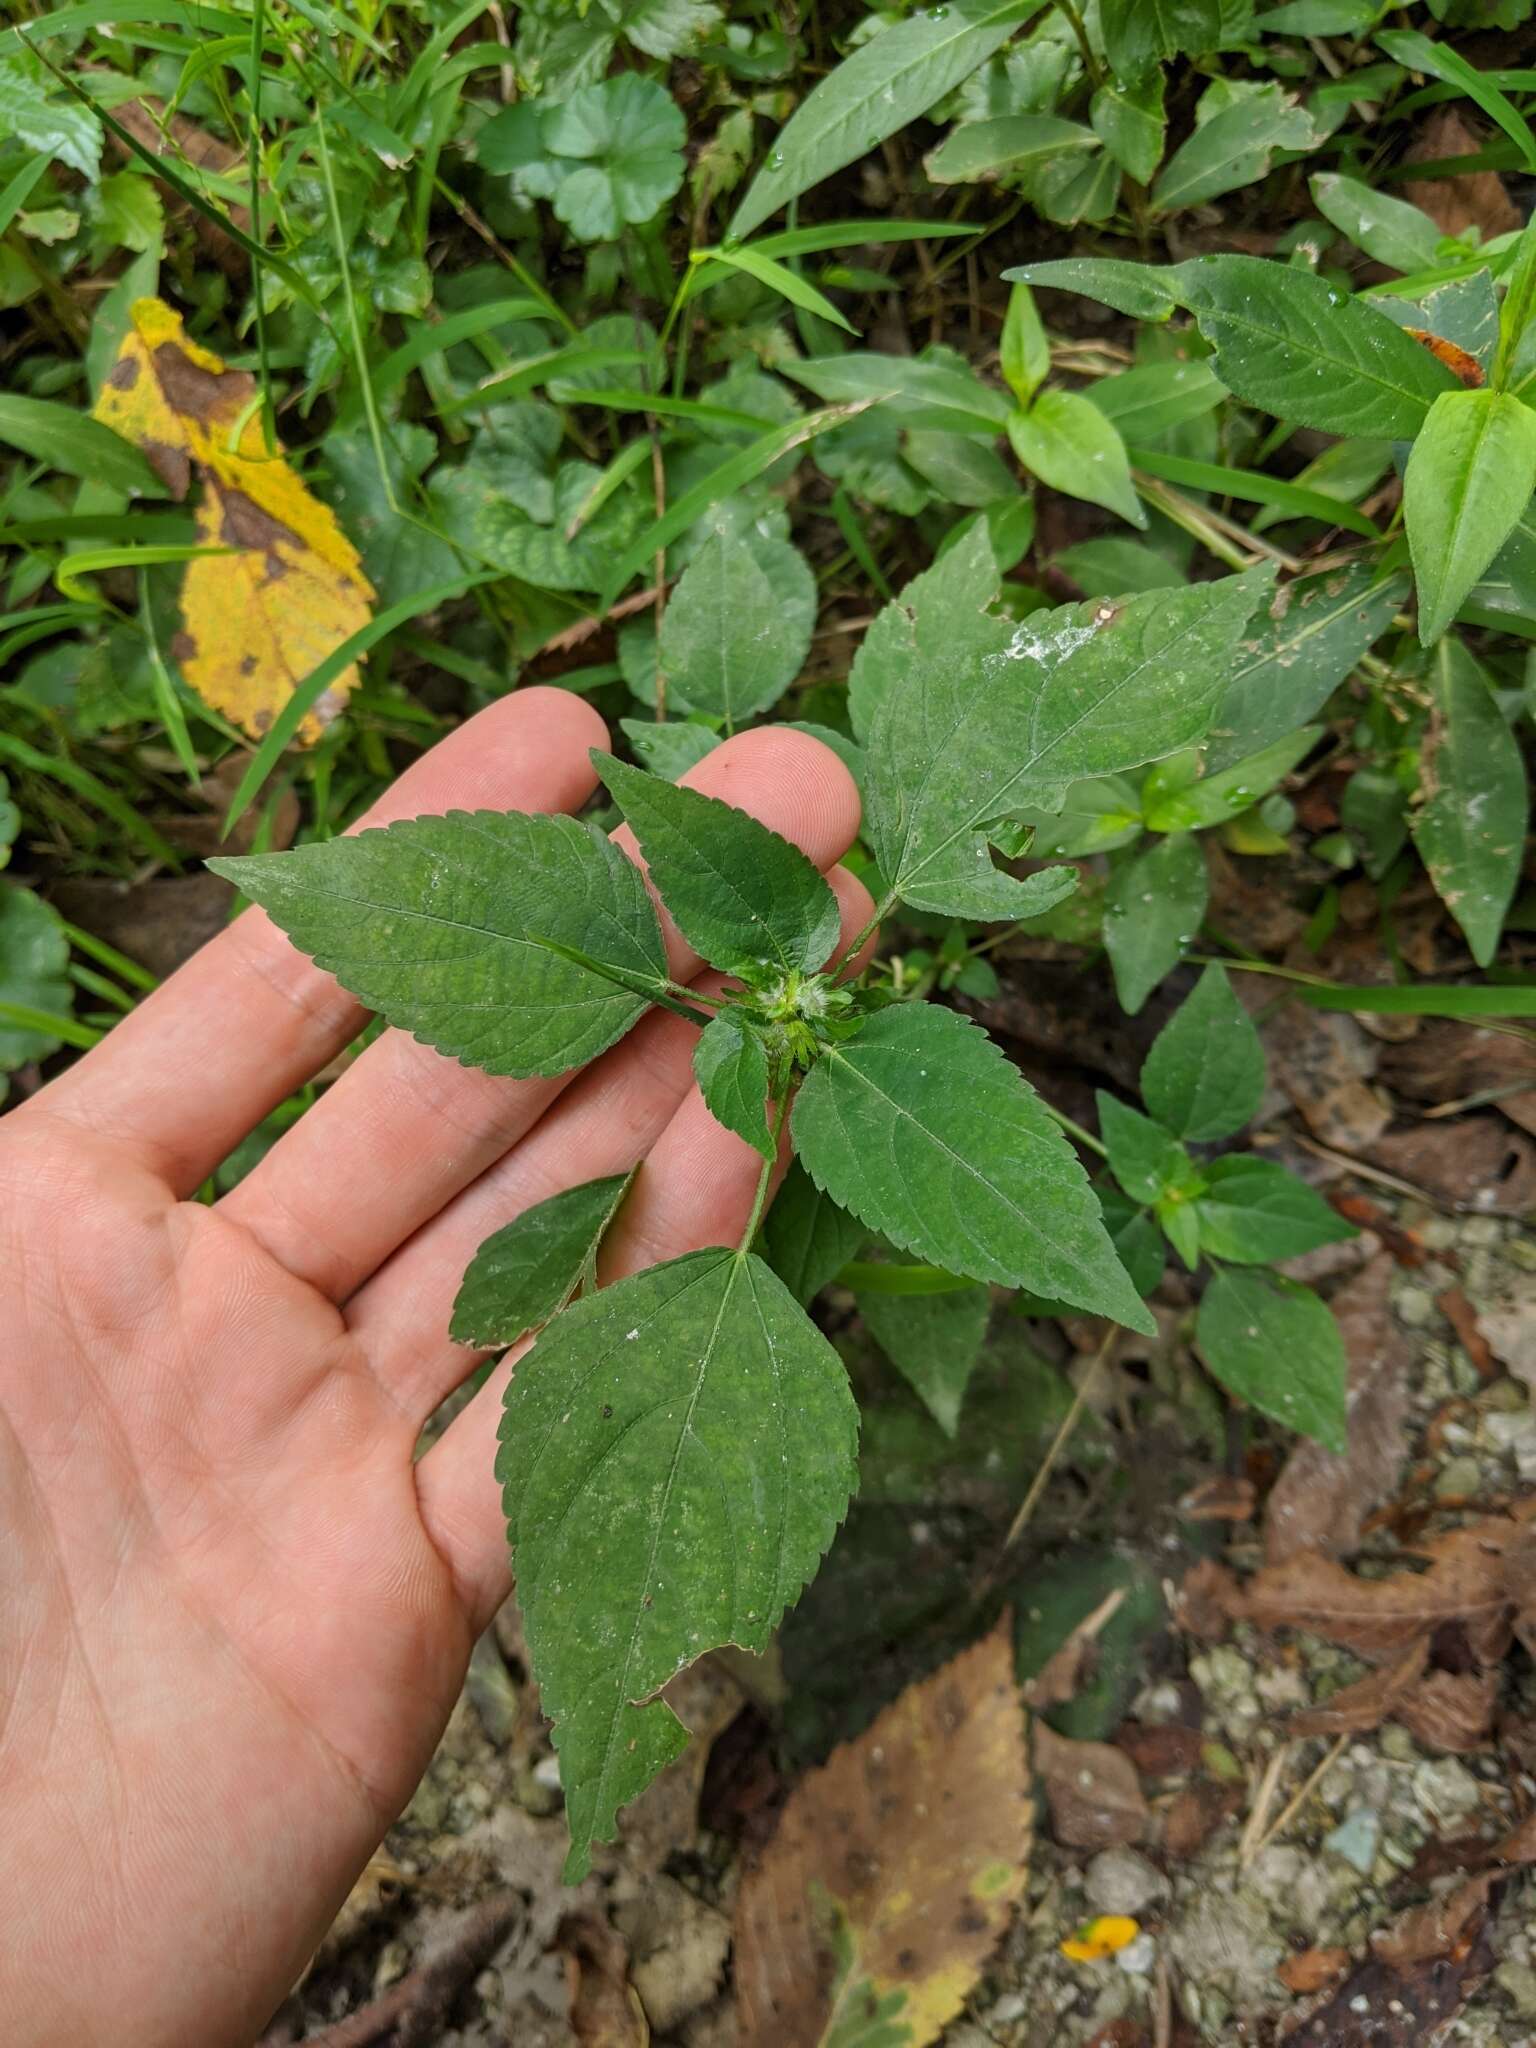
[1041,1101,1108,1160]
[738,1088,792,1254]
[1054,0,1105,90]
[836,891,897,978]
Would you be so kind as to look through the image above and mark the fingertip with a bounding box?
[364,686,610,830]
[681,725,862,869]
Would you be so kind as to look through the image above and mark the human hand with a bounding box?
[0,690,868,2047]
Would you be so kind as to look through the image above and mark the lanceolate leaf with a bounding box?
[209,811,668,1078]
[1007,389,1145,529]
[1003,258,1182,323]
[1412,638,1528,968]
[596,752,841,976]
[1204,560,1406,773]
[658,529,805,726]
[498,1248,859,1878]
[1102,831,1208,1016]
[792,1003,1154,1332]
[1196,1268,1347,1452]
[1176,255,1460,437]
[1193,1158,1356,1264]
[1151,83,1314,215]
[863,560,1269,918]
[1404,388,1536,646]
[694,1011,775,1159]
[451,1172,634,1348]
[1141,964,1265,1142]
[727,0,1033,242]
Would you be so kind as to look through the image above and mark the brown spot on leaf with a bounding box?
[106,354,140,390]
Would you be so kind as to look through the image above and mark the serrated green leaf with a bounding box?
[694,1010,775,1158]
[1194,1158,1355,1264]
[208,811,668,1079]
[451,1172,634,1348]
[1096,1091,1191,1205]
[762,1159,868,1303]
[1141,964,1265,1141]
[1205,560,1406,773]
[1412,638,1527,967]
[1152,81,1314,214]
[619,717,721,780]
[1103,831,1208,1015]
[544,74,687,242]
[1310,171,1443,275]
[1195,1268,1347,1451]
[1176,254,1460,437]
[658,529,805,726]
[499,1247,858,1878]
[595,751,841,976]
[1008,388,1145,529]
[864,551,1269,919]
[792,1003,1155,1332]
[858,1279,991,1436]
[1405,389,1536,646]
[727,0,1033,242]
[848,520,1003,743]
[1003,257,1182,323]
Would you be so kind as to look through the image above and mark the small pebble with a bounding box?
[1396,1285,1436,1329]
[1324,1808,1380,1876]
[1115,1933,1157,1977]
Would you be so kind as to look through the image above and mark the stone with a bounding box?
[1413,1756,1483,1828]
[1434,1454,1484,1499]
[1495,1960,1536,2019]
[1084,1847,1169,1917]
[1324,1808,1380,1876]
[1396,1285,1436,1328]
[1115,1933,1158,1977]
[1168,1891,1286,2006]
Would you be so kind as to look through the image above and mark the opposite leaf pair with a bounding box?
[211,535,1273,1876]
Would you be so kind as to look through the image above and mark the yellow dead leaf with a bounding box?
[93,297,372,742]
[733,1620,1032,2048]
[1060,1914,1140,1963]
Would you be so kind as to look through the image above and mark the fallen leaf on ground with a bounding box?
[1288,1638,1429,1738]
[94,298,373,742]
[1179,1475,1256,1522]
[1237,983,1389,1152]
[1035,1722,1148,1851]
[1175,1557,1240,1639]
[1242,1507,1536,1663]
[1403,107,1520,238]
[1398,1667,1499,1754]
[1114,1720,1204,1779]
[1378,1020,1536,1143]
[1161,1776,1243,1861]
[1286,1937,1494,2044]
[1366,1116,1536,1217]
[733,1621,1031,2048]
[100,86,250,272]
[1276,1944,1349,1995]
[1372,1875,1497,1969]
[1265,1256,1414,1565]
[557,1911,649,2047]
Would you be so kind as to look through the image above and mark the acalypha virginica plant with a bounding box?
[214,526,1272,1877]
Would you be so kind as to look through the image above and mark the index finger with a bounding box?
[20,687,609,1192]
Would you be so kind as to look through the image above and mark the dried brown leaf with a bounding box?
[1161,1777,1242,1861]
[1287,1638,1429,1738]
[1242,1512,1533,1663]
[1372,1874,1496,1969]
[1397,1668,1499,1754]
[1179,1475,1256,1522]
[1114,1721,1204,1779]
[1265,1256,1414,1565]
[1276,1944,1350,1995]
[1403,107,1520,238]
[557,1912,649,2048]
[1035,1722,1148,1851]
[1366,1116,1536,1217]
[733,1622,1031,2048]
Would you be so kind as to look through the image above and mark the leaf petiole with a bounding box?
[738,1087,792,1256]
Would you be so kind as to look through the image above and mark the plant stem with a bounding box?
[737,1090,792,1254]
[1041,1101,1109,1159]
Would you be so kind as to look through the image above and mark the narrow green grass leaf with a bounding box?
[1126,446,1383,538]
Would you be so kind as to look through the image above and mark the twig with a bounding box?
[1242,1735,1349,1868]
[1237,1742,1293,1868]
[981,1326,1119,1589]
[271,1896,520,2048]
[541,585,661,659]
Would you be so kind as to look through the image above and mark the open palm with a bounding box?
[0,690,865,2048]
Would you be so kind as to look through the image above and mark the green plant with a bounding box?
[209,530,1274,1874]
[1094,963,1355,1448]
